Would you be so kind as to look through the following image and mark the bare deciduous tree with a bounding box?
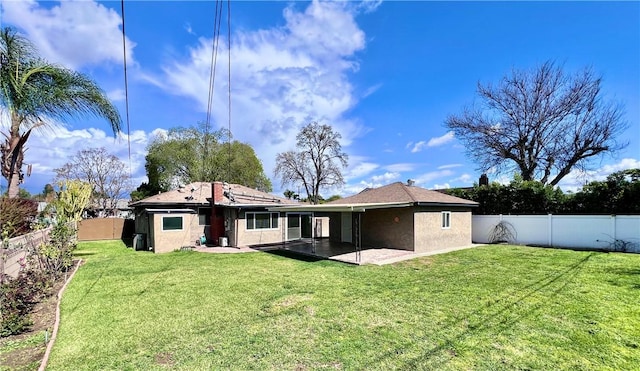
[275,122,348,204]
[54,147,131,217]
[445,61,628,185]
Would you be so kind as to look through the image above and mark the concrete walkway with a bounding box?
[330,244,484,265]
[193,246,259,254]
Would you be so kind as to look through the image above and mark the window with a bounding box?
[162,216,183,231]
[246,212,279,230]
[198,208,211,226]
[441,211,451,229]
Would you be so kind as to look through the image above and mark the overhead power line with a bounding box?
[120,0,132,176]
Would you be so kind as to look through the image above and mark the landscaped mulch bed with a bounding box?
[0,273,67,370]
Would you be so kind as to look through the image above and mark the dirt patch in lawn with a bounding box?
[0,274,66,370]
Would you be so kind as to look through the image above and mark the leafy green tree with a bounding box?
[0,27,121,198]
[274,122,348,204]
[567,169,640,214]
[446,177,566,215]
[143,124,272,193]
[42,183,55,202]
[323,195,342,203]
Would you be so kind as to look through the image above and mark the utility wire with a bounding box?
[227,0,232,183]
[204,0,224,180]
[120,0,132,176]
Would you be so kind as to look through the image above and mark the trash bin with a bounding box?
[218,237,228,247]
[133,233,146,251]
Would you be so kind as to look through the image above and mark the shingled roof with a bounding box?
[327,182,477,207]
[130,182,295,207]
[269,182,477,212]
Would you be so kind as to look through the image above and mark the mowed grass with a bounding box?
[47,240,639,370]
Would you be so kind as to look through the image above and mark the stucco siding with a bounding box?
[414,208,472,253]
[152,213,198,253]
[235,210,284,246]
[362,208,415,251]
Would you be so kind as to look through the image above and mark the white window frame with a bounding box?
[441,211,451,229]
[246,212,279,231]
[162,215,184,231]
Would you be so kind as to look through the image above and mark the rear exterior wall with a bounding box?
[361,208,415,251]
[151,212,201,253]
[234,210,285,247]
[414,207,472,253]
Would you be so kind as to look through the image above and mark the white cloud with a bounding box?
[427,131,455,147]
[1,0,136,70]
[18,126,155,193]
[410,141,427,153]
[358,0,383,13]
[371,172,400,183]
[410,132,455,153]
[432,183,450,190]
[557,158,640,192]
[385,163,417,172]
[150,0,369,179]
[107,89,126,102]
[451,173,473,184]
[345,159,379,180]
[413,169,454,187]
[362,83,382,98]
[438,163,463,170]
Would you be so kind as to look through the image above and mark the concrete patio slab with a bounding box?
[192,241,485,265]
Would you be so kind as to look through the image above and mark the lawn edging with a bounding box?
[38,259,83,371]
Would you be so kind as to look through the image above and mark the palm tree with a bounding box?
[0,27,121,198]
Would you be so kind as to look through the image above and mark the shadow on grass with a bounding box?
[262,249,327,263]
[73,251,96,257]
[365,252,596,369]
[66,259,110,316]
[605,267,640,290]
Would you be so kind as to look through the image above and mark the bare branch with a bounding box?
[445,61,628,184]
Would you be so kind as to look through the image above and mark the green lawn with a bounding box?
[47,241,639,370]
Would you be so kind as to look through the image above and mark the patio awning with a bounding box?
[267,202,414,213]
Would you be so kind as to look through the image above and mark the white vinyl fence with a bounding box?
[473,215,640,253]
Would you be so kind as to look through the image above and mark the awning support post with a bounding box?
[356,213,362,263]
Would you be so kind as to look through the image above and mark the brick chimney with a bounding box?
[211,181,224,203]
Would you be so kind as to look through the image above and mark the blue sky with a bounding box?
[1,0,638,198]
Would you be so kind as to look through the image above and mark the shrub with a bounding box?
[37,222,77,275]
[0,197,38,238]
[0,269,52,337]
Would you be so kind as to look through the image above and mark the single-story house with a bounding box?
[270,181,478,254]
[129,182,328,253]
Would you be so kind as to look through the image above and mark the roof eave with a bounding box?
[268,202,414,212]
[415,202,479,208]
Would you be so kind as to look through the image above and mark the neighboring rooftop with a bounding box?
[130,182,296,207]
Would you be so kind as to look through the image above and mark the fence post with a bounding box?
[611,215,616,242]
[548,214,553,247]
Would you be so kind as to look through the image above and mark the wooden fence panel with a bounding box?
[77,218,134,241]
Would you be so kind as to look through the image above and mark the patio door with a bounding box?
[287,213,313,240]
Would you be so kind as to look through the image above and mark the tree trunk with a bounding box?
[7,169,20,198]
[2,133,28,199]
